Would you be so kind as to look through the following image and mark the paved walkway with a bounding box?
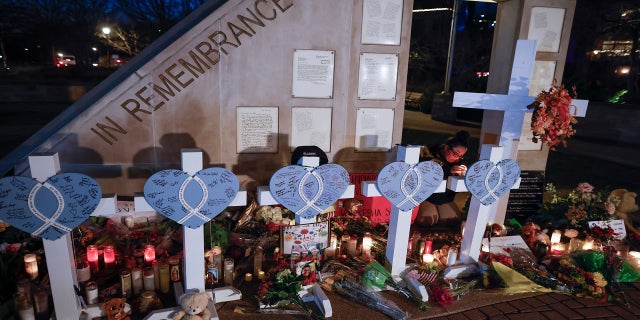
[429,283,640,320]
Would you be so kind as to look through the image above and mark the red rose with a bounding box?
[431,286,454,306]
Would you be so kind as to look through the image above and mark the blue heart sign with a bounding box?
[269,164,349,220]
[0,173,102,240]
[464,159,521,206]
[376,161,444,211]
[144,168,239,228]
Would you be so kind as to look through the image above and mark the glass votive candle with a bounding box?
[362,232,373,257]
[76,261,91,283]
[223,258,234,287]
[86,245,99,272]
[158,262,170,294]
[144,245,156,264]
[131,267,143,295]
[103,246,116,271]
[422,253,435,264]
[244,273,253,282]
[24,254,38,279]
[143,268,155,291]
[33,289,49,315]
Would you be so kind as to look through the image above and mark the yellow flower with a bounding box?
[592,272,607,287]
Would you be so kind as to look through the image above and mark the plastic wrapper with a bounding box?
[363,261,429,311]
[332,277,409,320]
[572,250,640,283]
[509,247,570,292]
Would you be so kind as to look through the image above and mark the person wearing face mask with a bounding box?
[414,130,470,227]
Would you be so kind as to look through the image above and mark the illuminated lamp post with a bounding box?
[102,27,111,68]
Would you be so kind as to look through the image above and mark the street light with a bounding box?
[102,27,111,68]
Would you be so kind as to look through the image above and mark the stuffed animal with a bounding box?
[608,189,640,234]
[172,290,211,320]
[101,298,130,320]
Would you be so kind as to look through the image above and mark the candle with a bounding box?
[143,268,155,291]
[423,239,433,254]
[447,249,458,266]
[120,269,132,298]
[568,238,583,253]
[550,243,565,255]
[258,270,265,280]
[422,253,434,264]
[14,293,35,320]
[152,261,160,290]
[144,245,156,264]
[132,267,143,295]
[103,245,115,272]
[76,261,91,283]
[33,289,49,315]
[159,262,170,294]
[85,281,98,305]
[550,230,562,244]
[582,237,595,251]
[24,254,38,279]
[340,235,350,256]
[362,232,373,257]
[330,234,337,249]
[244,273,253,282]
[223,258,234,287]
[253,247,263,276]
[347,238,357,257]
[87,245,99,272]
[324,247,335,259]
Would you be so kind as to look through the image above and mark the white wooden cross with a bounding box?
[452,40,589,265]
[256,156,355,318]
[27,153,117,320]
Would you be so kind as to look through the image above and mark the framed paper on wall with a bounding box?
[236,106,278,153]
[528,7,566,53]
[291,107,332,152]
[357,53,399,100]
[292,50,335,98]
[355,108,394,151]
[280,221,330,254]
[361,0,404,45]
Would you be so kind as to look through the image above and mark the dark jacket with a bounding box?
[419,144,463,205]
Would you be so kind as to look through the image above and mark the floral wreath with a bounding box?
[528,81,578,150]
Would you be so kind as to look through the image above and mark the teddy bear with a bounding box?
[608,189,640,234]
[172,290,211,320]
[101,298,130,320]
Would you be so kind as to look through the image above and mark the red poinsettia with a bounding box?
[528,81,578,150]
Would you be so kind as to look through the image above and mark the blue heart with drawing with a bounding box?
[376,161,444,211]
[464,159,521,206]
[269,164,349,220]
[144,168,239,228]
[0,173,102,240]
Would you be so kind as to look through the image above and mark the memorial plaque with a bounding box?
[506,171,545,222]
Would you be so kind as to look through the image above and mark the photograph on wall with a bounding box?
[354,108,394,151]
[292,49,335,98]
[361,0,404,45]
[236,106,278,153]
[528,7,566,53]
[291,107,332,152]
[280,221,330,254]
[357,53,399,100]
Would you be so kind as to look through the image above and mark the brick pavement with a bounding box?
[428,283,640,320]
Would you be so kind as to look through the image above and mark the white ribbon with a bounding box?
[396,166,423,208]
[177,176,210,224]
[28,183,70,236]
[479,165,502,204]
[295,171,324,217]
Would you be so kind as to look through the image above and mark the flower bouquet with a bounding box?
[257,269,324,319]
[528,81,578,150]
